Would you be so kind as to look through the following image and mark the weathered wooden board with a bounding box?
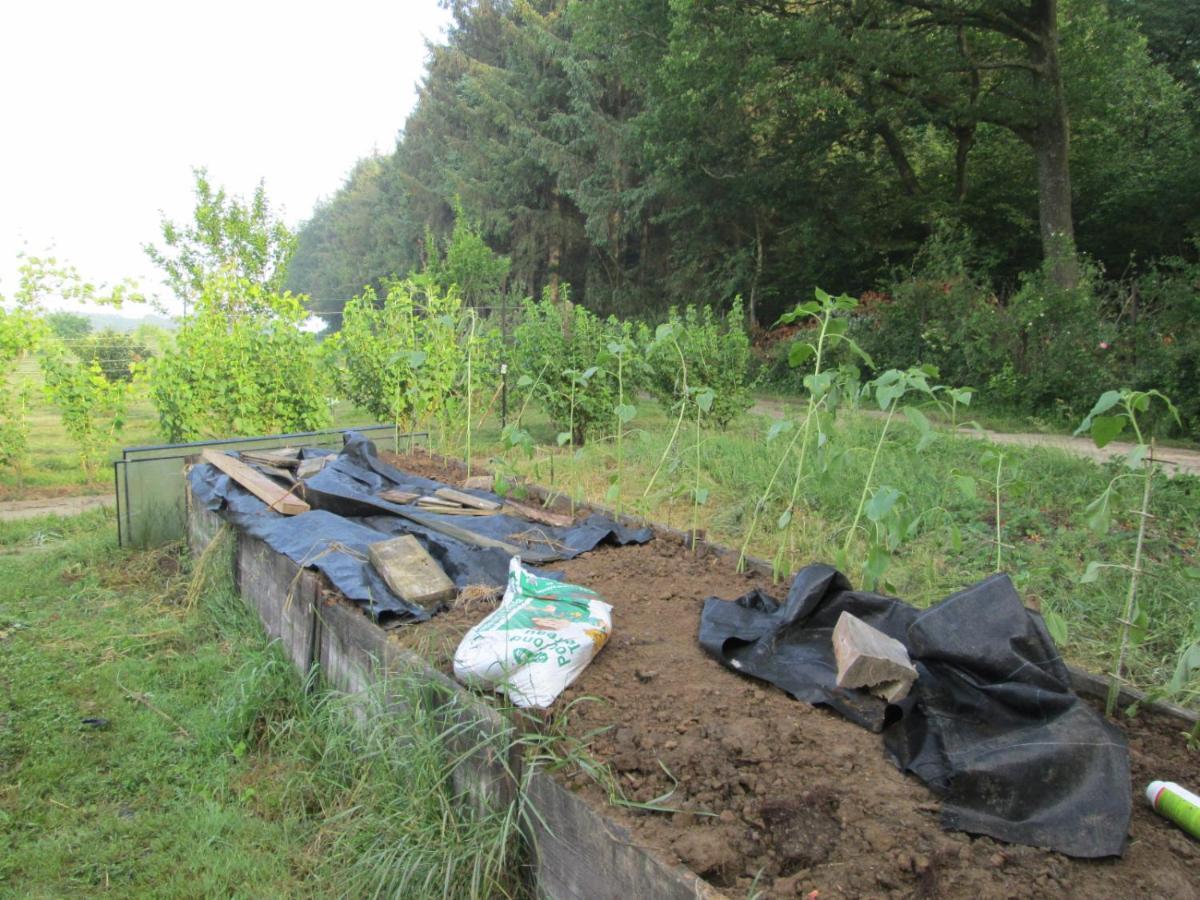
[367,535,456,610]
[240,447,301,468]
[415,503,495,516]
[200,448,310,515]
[502,500,573,528]
[378,488,420,505]
[435,487,501,510]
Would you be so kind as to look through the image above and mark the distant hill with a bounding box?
[82,311,177,333]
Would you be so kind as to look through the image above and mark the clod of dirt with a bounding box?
[672,827,741,883]
[760,788,842,874]
[720,716,770,762]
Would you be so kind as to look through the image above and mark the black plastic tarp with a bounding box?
[187,432,652,621]
[699,564,1130,858]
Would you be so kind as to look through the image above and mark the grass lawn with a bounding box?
[0,511,524,898]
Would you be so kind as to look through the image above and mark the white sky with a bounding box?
[0,0,449,314]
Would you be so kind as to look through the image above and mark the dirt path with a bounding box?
[0,494,114,522]
[750,398,1200,477]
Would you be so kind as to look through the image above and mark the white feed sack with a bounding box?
[453,557,612,708]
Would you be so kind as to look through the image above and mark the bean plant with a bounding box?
[1075,388,1181,716]
[602,337,638,516]
[738,289,871,576]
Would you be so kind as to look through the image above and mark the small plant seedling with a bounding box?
[1075,388,1181,717]
[738,288,872,575]
[838,365,936,585]
[692,387,714,553]
[640,322,689,509]
[602,339,637,516]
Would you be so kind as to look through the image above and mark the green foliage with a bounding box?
[145,168,296,306]
[69,328,153,383]
[510,291,639,444]
[44,311,92,342]
[1074,387,1181,715]
[39,348,135,477]
[641,300,753,429]
[149,273,330,442]
[0,378,34,475]
[429,201,512,308]
[1125,255,1200,438]
[325,274,492,440]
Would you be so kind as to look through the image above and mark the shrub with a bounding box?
[71,328,153,383]
[510,290,638,444]
[149,272,331,442]
[640,299,754,428]
[41,348,134,477]
[324,274,484,435]
[858,220,992,389]
[969,262,1111,422]
[1125,256,1200,438]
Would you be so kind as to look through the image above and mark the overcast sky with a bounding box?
[0,0,449,313]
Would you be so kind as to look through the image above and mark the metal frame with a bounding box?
[114,425,428,548]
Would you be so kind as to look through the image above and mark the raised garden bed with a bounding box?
[189,449,1200,899]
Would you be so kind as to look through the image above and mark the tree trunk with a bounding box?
[549,194,563,304]
[749,214,764,330]
[1030,2,1078,289]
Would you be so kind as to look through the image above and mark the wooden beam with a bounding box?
[435,487,501,511]
[200,448,311,516]
[502,501,573,528]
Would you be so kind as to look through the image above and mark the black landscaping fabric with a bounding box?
[699,564,1131,859]
[187,432,652,621]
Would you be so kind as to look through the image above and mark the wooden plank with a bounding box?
[200,448,310,515]
[435,487,501,511]
[378,488,420,505]
[240,447,301,468]
[416,503,495,517]
[502,500,573,529]
[390,508,557,563]
[417,495,462,508]
[368,535,456,610]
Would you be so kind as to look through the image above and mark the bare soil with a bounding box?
[386,454,1200,899]
[0,493,113,521]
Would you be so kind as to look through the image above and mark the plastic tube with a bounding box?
[1145,781,1200,840]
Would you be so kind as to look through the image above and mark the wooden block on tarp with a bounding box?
[435,487,501,511]
[200,448,310,515]
[833,610,918,703]
[462,474,493,491]
[378,488,420,505]
[367,535,456,610]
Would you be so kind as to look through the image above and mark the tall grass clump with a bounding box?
[261,677,527,899]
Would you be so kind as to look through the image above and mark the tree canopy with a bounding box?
[286,0,1200,327]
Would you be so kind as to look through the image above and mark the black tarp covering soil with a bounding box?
[187,433,651,621]
[699,564,1131,859]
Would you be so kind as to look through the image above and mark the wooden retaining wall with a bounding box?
[186,487,720,900]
